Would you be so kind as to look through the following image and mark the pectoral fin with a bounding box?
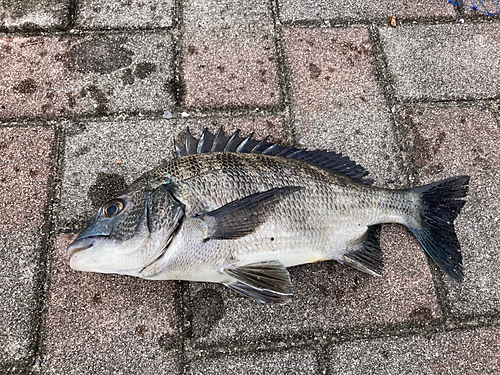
[223,260,293,304]
[198,186,303,241]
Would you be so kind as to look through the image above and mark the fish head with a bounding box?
[67,181,184,277]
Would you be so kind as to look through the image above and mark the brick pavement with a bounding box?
[1,0,499,374]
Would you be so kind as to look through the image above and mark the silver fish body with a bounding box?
[68,128,469,303]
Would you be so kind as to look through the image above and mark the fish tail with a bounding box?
[407,176,470,281]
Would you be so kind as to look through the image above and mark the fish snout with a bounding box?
[67,237,95,256]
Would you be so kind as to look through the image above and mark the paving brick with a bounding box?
[402,106,500,316]
[379,23,500,101]
[283,27,403,187]
[0,32,174,120]
[188,349,318,375]
[0,232,42,366]
[182,0,281,109]
[76,0,175,29]
[41,234,181,374]
[0,0,70,30]
[328,326,500,374]
[60,119,180,229]
[187,224,441,346]
[0,126,54,365]
[280,0,455,23]
[0,127,55,230]
[59,116,284,230]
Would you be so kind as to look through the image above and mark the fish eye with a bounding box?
[102,199,124,218]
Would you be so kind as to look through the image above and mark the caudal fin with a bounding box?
[408,176,470,281]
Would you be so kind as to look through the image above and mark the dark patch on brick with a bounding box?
[74,145,90,158]
[86,85,108,115]
[2,44,13,54]
[158,333,176,351]
[135,324,147,336]
[58,39,134,74]
[67,93,77,108]
[317,284,345,301]
[88,172,127,210]
[432,131,446,154]
[187,44,197,55]
[121,68,135,85]
[309,63,321,79]
[14,78,37,94]
[92,293,102,305]
[191,288,225,338]
[134,62,157,79]
[66,122,87,137]
[429,163,444,175]
[410,306,433,320]
[405,114,431,168]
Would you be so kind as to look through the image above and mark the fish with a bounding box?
[67,127,470,304]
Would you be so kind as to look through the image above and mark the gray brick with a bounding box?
[0,0,70,30]
[284,27,403,187]
[188,349,318,375]
[379,23,500,101]
[0,33,174,120]
[402,106,500,316]
[280,0,455,23]
[76,0,175,29]
[328,327,500,374]
[59,119,181,229]
[0,232,40,365]
[0,126,54,366]
[183,0,281,108]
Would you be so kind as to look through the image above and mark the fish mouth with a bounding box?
[67,237,95,256]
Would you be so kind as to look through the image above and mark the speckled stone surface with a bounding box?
[328,326,500,374]
[0,33,174,120]
[280,0,455,23]
[283,28,404,188]
[182,0,281,109]
[379,23,500,101]
[402,106,500,317]
[76,0,175,29]
[0,126,54,366]
[59,119,181,229]
[0,0,70,30]
[188,349,319,374]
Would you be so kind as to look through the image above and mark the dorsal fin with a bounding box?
[174,127,373,185]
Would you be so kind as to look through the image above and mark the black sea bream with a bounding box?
[68,128,469,303]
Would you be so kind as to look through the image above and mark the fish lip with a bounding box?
[67,237,95,256]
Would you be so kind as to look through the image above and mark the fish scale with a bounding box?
[67,128,469,304]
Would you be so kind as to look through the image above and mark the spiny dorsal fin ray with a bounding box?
[174,127,373,185]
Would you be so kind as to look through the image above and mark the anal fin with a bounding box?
[223,260,293,304]
[339,225,383,277]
